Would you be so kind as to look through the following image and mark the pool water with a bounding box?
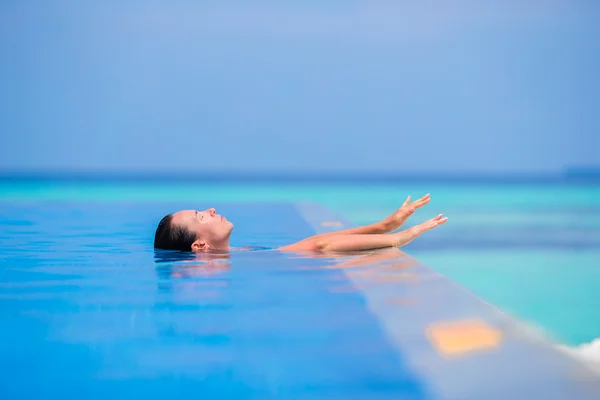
[1,180,600,397]
[2,179,599,347]
[0,201,435,398]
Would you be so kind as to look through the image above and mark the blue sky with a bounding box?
[1,1,598,174]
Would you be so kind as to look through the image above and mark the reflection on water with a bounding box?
[155,250,232,279]
[152,247,420,302]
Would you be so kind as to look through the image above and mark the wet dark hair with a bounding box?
[153,213,198,251]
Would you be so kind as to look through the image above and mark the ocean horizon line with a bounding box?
[1,168,599,184]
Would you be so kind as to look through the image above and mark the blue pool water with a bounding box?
[0,201,434,398]
[1,178,600,397]
[2,179,599,346]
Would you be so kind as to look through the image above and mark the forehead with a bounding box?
[171,210,196,225]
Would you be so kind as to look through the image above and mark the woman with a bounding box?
[153,194,447,253]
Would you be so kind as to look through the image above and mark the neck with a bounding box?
[210,236,231,251]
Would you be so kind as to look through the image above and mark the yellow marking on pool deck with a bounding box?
[426,319,503,357]
[321,221,343,227]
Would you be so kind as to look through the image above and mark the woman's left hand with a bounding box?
[382,193,431,232]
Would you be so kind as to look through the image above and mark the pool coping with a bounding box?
[295,201,600,400]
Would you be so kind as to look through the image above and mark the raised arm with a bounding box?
[302,193,431,241]
[280,214,447,252]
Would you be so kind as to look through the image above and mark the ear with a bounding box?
[191,240,209,252]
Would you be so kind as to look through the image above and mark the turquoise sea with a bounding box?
[2,178,600,357]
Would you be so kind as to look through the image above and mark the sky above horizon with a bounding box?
[1,1,599,174]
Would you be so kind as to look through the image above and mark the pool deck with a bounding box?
[296,202,600,399]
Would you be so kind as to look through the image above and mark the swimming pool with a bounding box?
[5,178,598,348]
[1,200,599,399]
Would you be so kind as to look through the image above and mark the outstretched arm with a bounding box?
[305,194,431,240]
[280,214,447,252]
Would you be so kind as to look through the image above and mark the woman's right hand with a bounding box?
[393,214,448,247]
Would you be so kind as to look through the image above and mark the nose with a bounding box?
[208,208,216,216]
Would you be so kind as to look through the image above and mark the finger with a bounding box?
[420,214,446,233]
[410,193,428,204]
[402,196,411,207]
[430,216,448,229]
[431,214,447,223]
[423,214,442,224]
[411,193,431,208]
